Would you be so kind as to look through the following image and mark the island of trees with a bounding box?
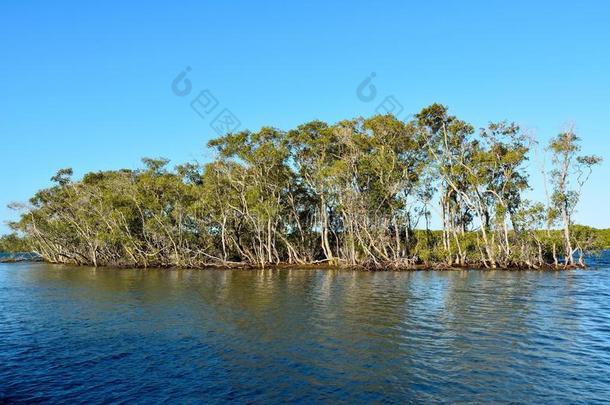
[4,104,606,269]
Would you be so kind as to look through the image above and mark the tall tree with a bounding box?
[548,129,602,266]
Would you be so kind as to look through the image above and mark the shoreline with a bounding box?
[3,257,588,272]
[0,253,42,264]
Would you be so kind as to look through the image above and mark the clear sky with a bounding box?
[1,0,609,232]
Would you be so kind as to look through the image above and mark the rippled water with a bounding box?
[2,255,610,403]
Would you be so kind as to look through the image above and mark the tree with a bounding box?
[7,105,603,269]
[0,233,30,252]
[548,128,602,266]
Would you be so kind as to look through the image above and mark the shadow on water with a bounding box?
[1,255,610,403]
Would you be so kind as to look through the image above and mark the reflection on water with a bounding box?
[1,259,610,403]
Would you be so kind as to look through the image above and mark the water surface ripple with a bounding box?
[1,256,610,403]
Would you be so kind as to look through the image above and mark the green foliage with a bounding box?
[547,129,603,265]
[0,233,30,253]
[8,105,603,269]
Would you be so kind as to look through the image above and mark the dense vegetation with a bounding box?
[0,234,31,253]
[5,104,604,269]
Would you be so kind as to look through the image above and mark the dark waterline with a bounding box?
[1,254,610,403]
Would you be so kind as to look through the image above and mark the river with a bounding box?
[1,255,610,403]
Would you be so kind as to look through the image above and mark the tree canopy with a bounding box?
[7,104,603,269]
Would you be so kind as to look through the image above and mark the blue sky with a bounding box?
[1,0,609,232]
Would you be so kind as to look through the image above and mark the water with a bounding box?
[1,256,610,403]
